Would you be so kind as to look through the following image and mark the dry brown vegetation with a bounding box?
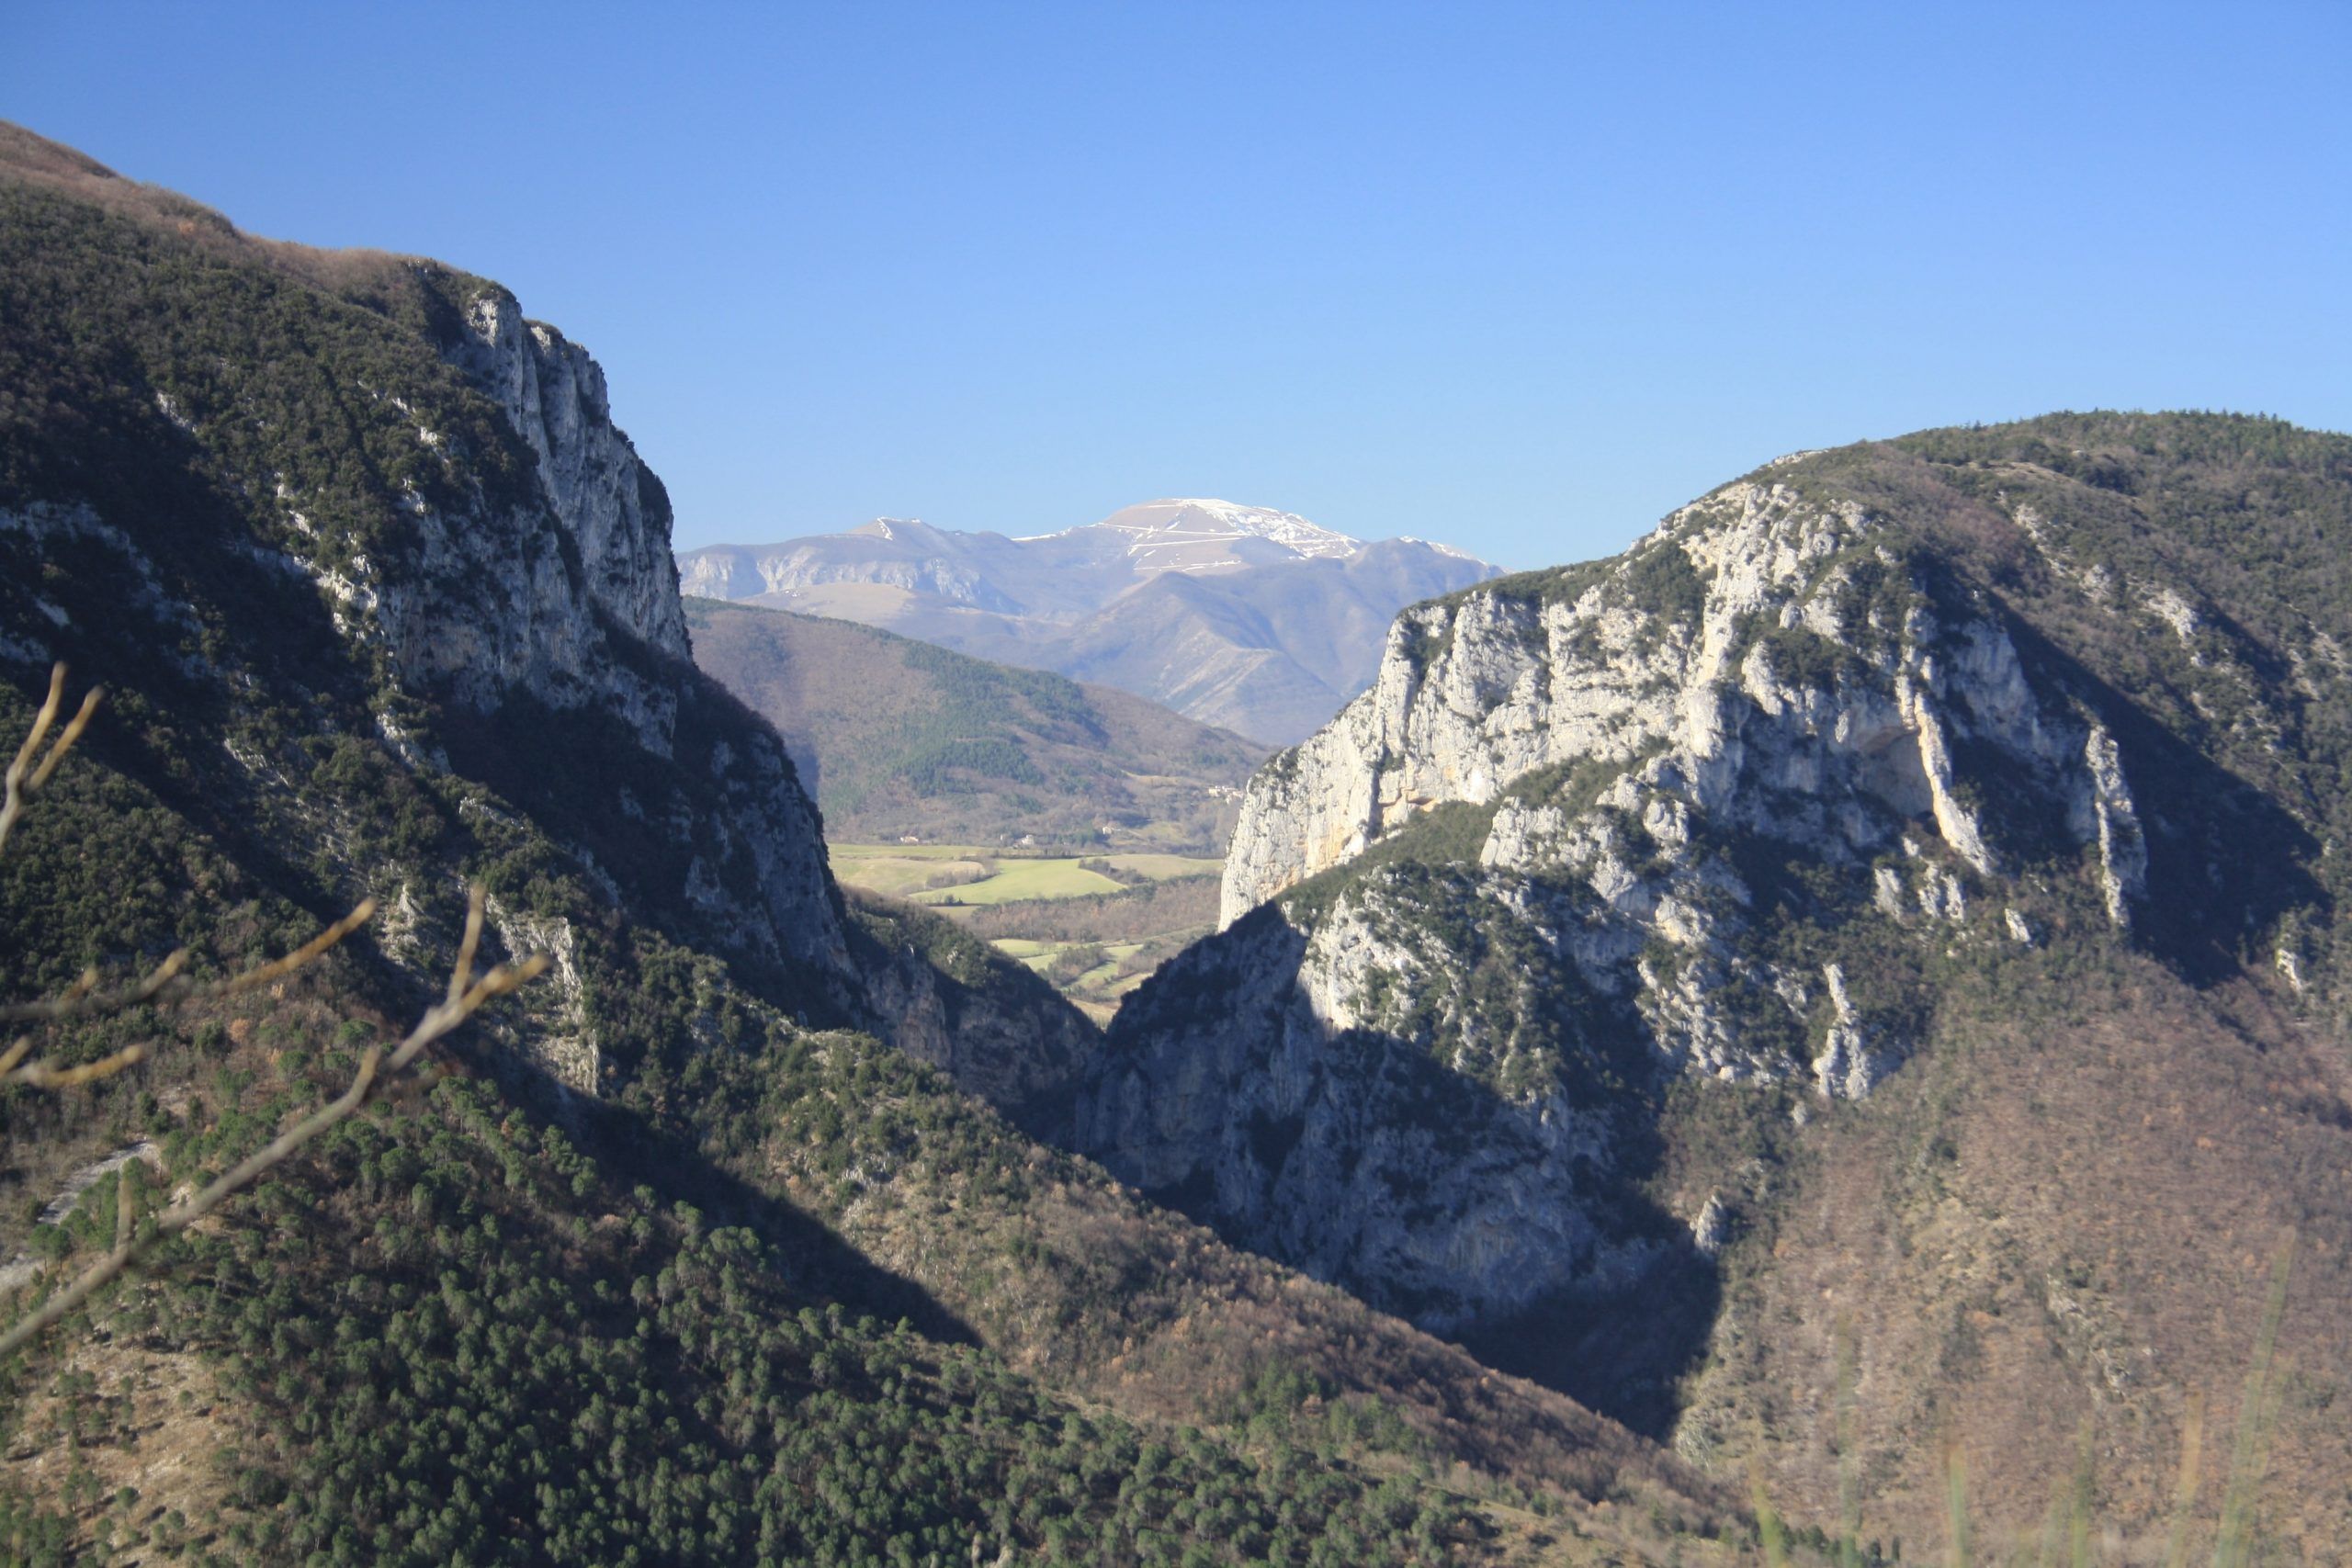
[0,120,433,302]
[1673,948,2352,1560]
[6,1324,255,1554]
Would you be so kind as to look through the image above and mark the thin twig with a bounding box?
[0,665,101,857]
[1,901,375,1064]
[0,916,548,1358]
[0,666,546,1356]
[6,666,64,775]
[11,1042,150,1089]
[0,951,189,1026]
[0,897,378,1029]
[28,684,98,793]
[446,887,484,1007]
[198,900,379,1000]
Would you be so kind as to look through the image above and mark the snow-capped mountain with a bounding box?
[1032,498,1363,569]
[677,501,1497,742]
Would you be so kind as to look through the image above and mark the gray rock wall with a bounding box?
[1091,472,2176,1336]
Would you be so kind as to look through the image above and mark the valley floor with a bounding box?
[828,843,1220,1024]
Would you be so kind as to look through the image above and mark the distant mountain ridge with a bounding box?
[1027,497,1368,565]
[684,598,1265,851]
[676,499,1498,742]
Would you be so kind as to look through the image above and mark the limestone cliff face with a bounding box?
[412,283,847,996]
[244,276,853,1079]
[311,283,693,763]
[0,149,1088,1113]
[1206,476,2161,1101]
[1079,906,1653,1332]
[381,282,1113,1093]
[1089,450,2333,1337]
[1224,479,2139,933]
[449,290,692,665]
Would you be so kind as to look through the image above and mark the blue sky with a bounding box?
[5,3,2346,569]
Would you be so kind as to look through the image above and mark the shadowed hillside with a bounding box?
[686,598,1263,852]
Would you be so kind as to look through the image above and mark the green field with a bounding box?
[911,860,1125,906]
[827,844,1222,1023]
[823,851,992,897]
[827,845,1221,908]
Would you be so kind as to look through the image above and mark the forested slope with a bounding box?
[0,122,1736,1565]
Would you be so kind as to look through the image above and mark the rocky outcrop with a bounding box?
[1085,464,2212,1341]
[448,290,692,663]
[393,282,1117,1082]
[380,278,851,995]
[280,282,694,762]
[486,898,600,1095]
[1204,478,2176,1090]
[1224,480,2131,926]
[1078,904,1658,1330]
[846,897,1099,1129]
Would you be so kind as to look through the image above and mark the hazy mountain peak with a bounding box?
[1036,497,1362,567]
[1394,534,1483,561]
[678,498,1496,740]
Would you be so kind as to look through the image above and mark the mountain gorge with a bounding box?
[0,123,1737,1565]
[677,500,1498,743]
[7,112,2350,1567]
[1083,414,2352,1550]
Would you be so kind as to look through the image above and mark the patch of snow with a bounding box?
[1021,498,1363,561]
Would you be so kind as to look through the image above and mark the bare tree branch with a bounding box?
[0,664,101,857]
[0,886,548,1357]
[0,900,383,1032]
[0,663,550,1356]
[10,1042,151,1089]
[0,951,189,1027]
[198,900,379,1001]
